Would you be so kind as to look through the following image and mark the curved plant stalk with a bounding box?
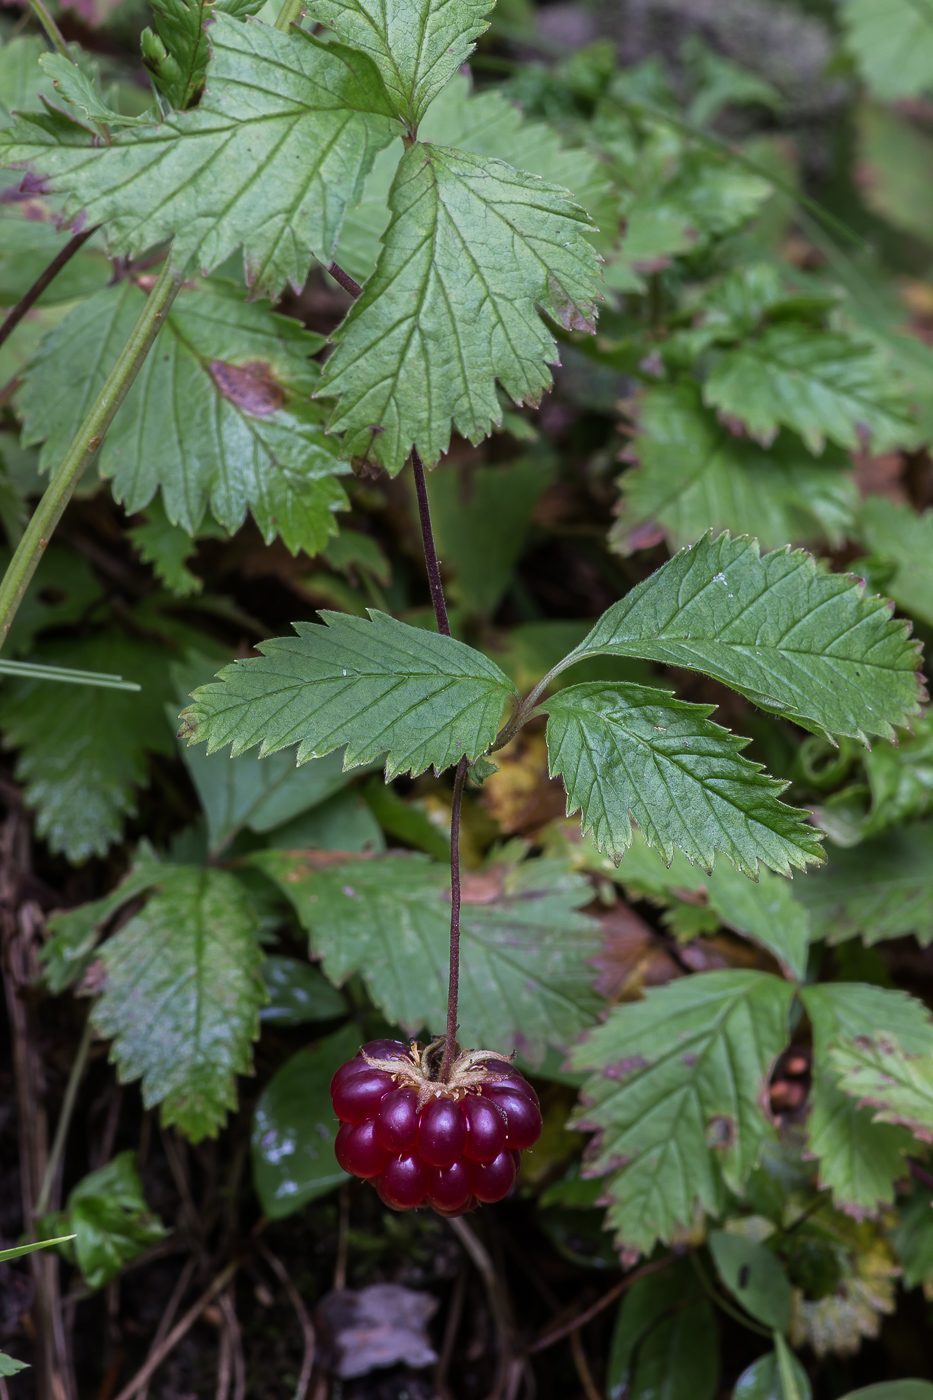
[274,0,304,30]
[27,0,72,62]
[0,226,100,354]
[0,254,184,649]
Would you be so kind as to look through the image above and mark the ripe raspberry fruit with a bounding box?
[330,1040,542,1214]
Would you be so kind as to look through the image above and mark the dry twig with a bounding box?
[261,1246,316,1400]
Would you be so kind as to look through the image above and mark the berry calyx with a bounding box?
[330,1040,541,1213]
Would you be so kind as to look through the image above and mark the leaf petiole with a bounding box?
[0,254,184,650]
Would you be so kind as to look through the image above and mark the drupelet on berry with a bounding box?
[331,1038,543,1214]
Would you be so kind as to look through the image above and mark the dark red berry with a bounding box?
[418,1097,466,1168]
[335,1121,389,1178]
[330,1058,373,1095]
[427,1160,472,1212]
[481,1086,542,1149]
[461,1095,507,1163]
[469,1149,517,1203]
[332,1068,394,1124]
[380,1154,428,1209]
[482,1063,540,1105]
[373,1087,419,1154]
[432,1197,478,1217]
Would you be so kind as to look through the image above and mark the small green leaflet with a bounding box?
[39,54,157,131]
[570,970,794,1255]
[319,141,600,474]
[181,610,518,779]
[544,681,823,877]
[562,533,924,743]
[708,1230,792,1331]
[43,1152,167,1291]
[0,18,401,297]
[2,632,175,862]
[607,1261,718,1400]
[800,983,926,1215]
[42,847,163,993]
[252,850,602,1064]
[613,383,857,555]
[172,654,365,853]
[829,1030,933,1143]
[19,277,349,549]
[141,0,265,111]
[128,497,208,597]
[0,1353,28,1377]
[703,325,918,456]
[840,0,933,101]
[311,0,492,128]
[794,824,933,947]
[859,495,933,629]
[0,1235,76,1262]
[92,865,266,1140]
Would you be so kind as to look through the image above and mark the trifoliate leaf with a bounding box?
[20,277,349,548]
[613,383,858,555]
[180,610,518,779]
[565,533,924,743]
[840,0,933,101]
[570,970,794,1255]
[829,1030,933,1144]
[141,0,265,111]
[0,18,401,297]
[703,324,918,456]
[859,495,933,629]
[319,141,600,473]
[92,865,265,1140]
[252,850,602,1064]
[311,0,492,128]
[800,984,927,1215]
[794,824,933,946]
[2,632,175,862]
[57,1152,167,1291]
[544,681,823,876]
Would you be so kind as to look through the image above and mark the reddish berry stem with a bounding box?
[330,260,466,1086]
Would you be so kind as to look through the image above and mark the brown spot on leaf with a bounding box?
[209,360,286,416]
[705,1114,736,1150]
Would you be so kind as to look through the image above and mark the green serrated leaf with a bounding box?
[181,610,518,779]
[841,0,933,101]
[92,865,266,1139]
[39,53,156,130]
[0,18,401,298]
[613,383,858,555]
[129,498,205,597]
[20,277,349,548]
[2,632,175,862]
[172,653,369,853]
[311,0,492,128]
[801,984,932,1215]
[252,850,601,1064]
[59,1152,167,1291]
[142,0,265,111]
[703,324,917,455]
[319,141,600,473]
[0,35,56,127]
[42,846,163,993]
[570,970,794,1255]
[564,533,924,744]
[794,824,933,946]
[252,1023,359,1217]
[544,680,823,877]
[859,496,933,629]
[829,1029,933,1144]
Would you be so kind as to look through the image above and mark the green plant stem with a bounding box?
[274,0,304,30]
[35,1015,94,1218]
[0,255,183,650]
[28,0,72,61]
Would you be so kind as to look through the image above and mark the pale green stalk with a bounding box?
[35,1015,94,1217]
[274,0,304,30]
[0,256,183,648]
[27,0,72,62]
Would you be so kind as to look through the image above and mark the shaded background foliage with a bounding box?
[5,0,933,1398]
